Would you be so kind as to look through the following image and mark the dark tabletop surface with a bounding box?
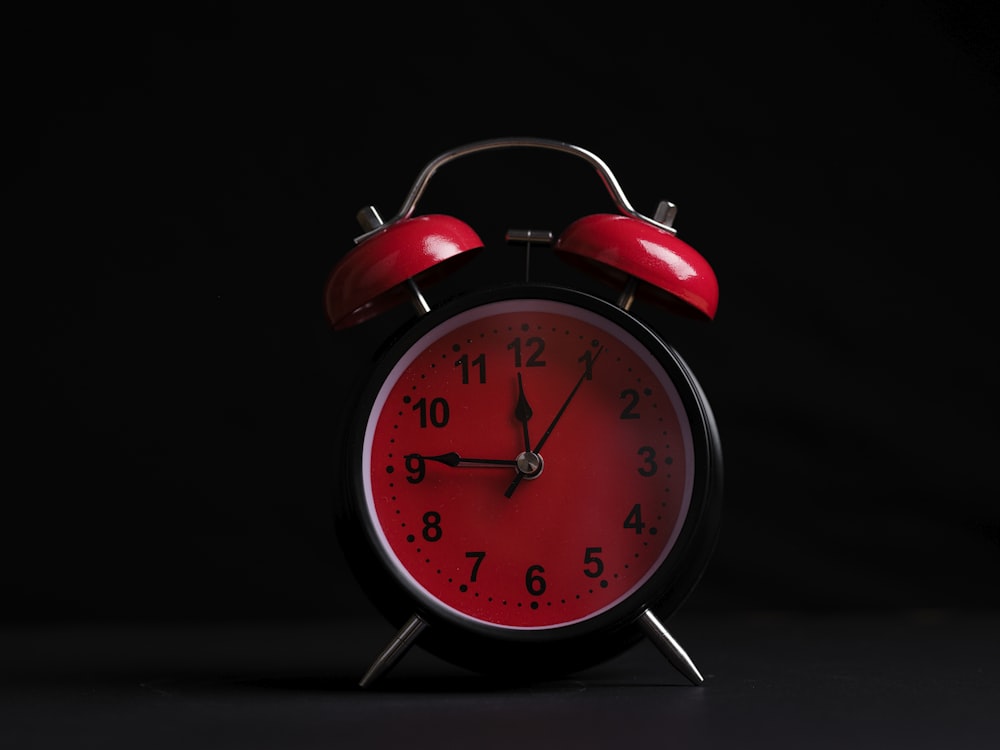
[3,610,998,750]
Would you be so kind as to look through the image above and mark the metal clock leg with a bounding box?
[359,613,429,688]
[637,609,704,685]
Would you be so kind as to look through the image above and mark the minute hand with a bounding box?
[504,346,604,498]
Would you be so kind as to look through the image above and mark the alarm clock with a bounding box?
[324,138,723,688]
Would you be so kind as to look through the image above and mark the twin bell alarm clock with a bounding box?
[323,137,723,687]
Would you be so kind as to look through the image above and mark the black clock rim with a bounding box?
[335,283,723,678]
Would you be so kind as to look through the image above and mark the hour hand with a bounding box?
[407,452,518,469]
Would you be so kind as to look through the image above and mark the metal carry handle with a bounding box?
[355,137,677,242]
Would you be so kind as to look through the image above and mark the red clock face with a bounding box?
[359,291,699,632]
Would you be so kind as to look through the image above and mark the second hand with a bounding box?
[505,346,604,498]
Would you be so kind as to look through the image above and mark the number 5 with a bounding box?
[583,547,604,578]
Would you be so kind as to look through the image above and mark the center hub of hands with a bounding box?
[515,451,544,479]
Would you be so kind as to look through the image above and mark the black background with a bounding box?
[6,0,999,629]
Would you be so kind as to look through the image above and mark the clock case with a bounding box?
[335,282,723,680]
[325,138,724,683]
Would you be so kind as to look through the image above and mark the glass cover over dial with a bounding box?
[361,294,698,631]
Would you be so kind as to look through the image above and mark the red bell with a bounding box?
[555,214,719,320]
[324,214,483,329]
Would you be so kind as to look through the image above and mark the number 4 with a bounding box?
[624,503,646,534]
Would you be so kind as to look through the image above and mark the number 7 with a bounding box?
[465,551,486,582]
